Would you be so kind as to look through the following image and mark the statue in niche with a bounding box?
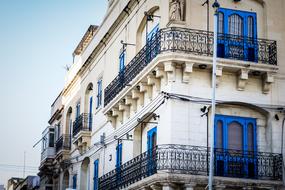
[169,0,185,21]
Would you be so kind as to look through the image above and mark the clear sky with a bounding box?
[0,0,107,186]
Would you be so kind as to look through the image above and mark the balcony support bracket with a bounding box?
[237,68,249,91]
[262,72,274,94]
[183,62,194,83]
[164,61,176,82]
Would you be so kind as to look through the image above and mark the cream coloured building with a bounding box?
[38,0,285,189]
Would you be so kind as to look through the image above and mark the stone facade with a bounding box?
[38,0,285,190]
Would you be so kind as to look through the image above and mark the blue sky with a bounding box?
[0,0,107,185]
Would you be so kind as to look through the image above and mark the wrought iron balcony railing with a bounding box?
[98,144,282,190]
[55,135,71,153]
[104,27,277,106]
[72,113,92,137]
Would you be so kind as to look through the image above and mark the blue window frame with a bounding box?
[72,174,77,189]
[76,101,81,118]
[89,96,93,130]
[214,114,257,178]
[217,8,257,62]
[69,119,72,147]
[116,143,122,168]
[96,79,102,108]
[115,143,123,183]
[147,127,157,175]
[93,159,99,190]
[119,50,125,73]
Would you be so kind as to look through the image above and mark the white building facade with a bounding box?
[38,0,285,189]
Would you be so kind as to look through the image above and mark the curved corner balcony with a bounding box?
[104,27,277,107]
[98,144,282,190]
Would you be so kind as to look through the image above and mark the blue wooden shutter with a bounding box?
[116,143,122,168]
[89,96,93,130]
[97,80,102,108]
[93,160,99,190]
[119,51,125,72]
[72,174,77,189]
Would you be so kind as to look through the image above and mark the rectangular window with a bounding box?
[97,79,102,108]
[93,160,99,190]
[49,133,54,147]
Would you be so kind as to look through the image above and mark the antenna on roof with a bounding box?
[63,64,70,71]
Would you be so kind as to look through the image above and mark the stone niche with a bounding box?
[168,0,186,27]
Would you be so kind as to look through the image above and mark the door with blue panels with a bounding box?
[214,115,257,178]
[89,96,93,130]
[93,160,99,190]
[147,127,157,175]
[146,24,160,63]
[72,174,77,189]
[217,8,257,62]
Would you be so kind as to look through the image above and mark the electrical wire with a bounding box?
[66,93,166,163]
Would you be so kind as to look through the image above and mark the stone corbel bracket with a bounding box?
[262,72,274,94]
[182,62,194,83]
[119,101,130,119]
[216,65,223,87]
[139,82,152,99]
[164,61,176,82]
[237,68,249,91]
[132,89,144,107]
[106,111,116,128]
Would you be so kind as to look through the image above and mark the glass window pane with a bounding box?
[228,121,243,150]
[229,14,243,36]
[248,123,254,151]
[248,16,254,38]
[216,120,223,149]
[218,12,224,33]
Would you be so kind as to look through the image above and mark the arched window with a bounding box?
[228,121,243,150]
[228,14,243,36]
[218,12,224,33]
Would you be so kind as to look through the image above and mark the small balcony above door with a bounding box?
[72,113,92,154]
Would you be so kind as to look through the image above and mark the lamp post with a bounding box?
[208,0,220,190]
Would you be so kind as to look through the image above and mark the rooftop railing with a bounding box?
[104,27,277,106]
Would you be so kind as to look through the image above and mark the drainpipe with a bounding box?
[281,115,285,184]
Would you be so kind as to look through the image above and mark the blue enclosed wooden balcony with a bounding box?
[104,27,277,107]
